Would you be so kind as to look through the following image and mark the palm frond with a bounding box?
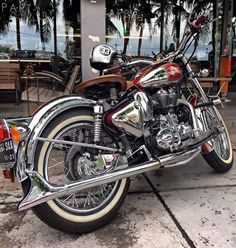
[106,15,121,40]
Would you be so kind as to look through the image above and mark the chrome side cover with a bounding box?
[112,92,152,137]
[112,101,144,137]
[134,92,153,121]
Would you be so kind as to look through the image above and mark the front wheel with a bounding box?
[200,107,234,172]
[22,109,130,234]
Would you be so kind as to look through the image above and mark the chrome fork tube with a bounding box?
[178,99,201,137]
[181,56,222,128]
[181,56,209,103]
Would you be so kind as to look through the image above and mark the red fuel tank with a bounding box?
[132,62,183,89]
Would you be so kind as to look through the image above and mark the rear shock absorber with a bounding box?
[110,87,118,101]
[93,101,104,144]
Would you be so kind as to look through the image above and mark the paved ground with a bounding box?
[0,95,236,248]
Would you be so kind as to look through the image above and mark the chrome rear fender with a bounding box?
[10,95,96,182]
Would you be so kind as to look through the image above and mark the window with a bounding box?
[0,0,81,75]
[106,0,215,75]
[106,1,161,56]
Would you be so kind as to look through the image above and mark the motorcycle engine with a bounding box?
[153,113,193,151]
[148,87,194,153]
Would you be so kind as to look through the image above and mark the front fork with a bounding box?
[182,56,209,102]
[182,56,223,154]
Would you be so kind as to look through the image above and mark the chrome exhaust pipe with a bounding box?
[18,148,200,211]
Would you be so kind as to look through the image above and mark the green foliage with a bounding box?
[0,0,57,46]
[167,43,175,53]
[0,44,13,53]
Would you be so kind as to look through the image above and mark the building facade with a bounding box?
[0,0,235,94]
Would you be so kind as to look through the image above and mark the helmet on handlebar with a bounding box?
[90,44,117,71]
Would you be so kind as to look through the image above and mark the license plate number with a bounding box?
[0,139,15,164]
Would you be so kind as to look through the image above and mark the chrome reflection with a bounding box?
[112,101,144,137]
[18,148,200,211]
[112,92,152,137]
[134,92,153,121]
[140,67,168,87]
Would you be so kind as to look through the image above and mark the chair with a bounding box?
[21,65,80,103]
[0,63,21,104]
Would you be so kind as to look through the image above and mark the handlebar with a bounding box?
[105,14,208,73]
[104,59,155,74]
[168,14,209,59]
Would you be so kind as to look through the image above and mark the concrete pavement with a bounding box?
[0,94,236,247]
[1,154,236,248]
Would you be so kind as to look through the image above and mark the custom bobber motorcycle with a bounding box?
[0,14,233,234]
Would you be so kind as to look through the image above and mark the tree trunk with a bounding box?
[40,11,45,50]
[175,12,181,48]
[65,22,70,58]
[160,0,164,54]
[123,36,130,54]
[53,0,58,73]
[122,19,131,54]
[16,1,21,50]
[137,24,143,56]
[212,0,216,76]
[16,17,21,50]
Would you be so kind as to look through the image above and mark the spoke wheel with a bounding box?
[22,109,130,234]
[45,122,120,214]
[198,106,234,172]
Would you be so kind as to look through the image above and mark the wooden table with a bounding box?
[184,77,232,90]
[198,77,231,86]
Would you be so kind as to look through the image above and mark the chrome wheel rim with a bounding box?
[44,122,119,214]
[203,108,230,161]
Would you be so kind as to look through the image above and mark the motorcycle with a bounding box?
[0,14,233,234]
[74,48,156,101]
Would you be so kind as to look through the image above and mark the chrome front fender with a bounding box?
[11,95,96,181]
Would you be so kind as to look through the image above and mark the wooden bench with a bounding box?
[21,65,80,104]
[0,63,20,103]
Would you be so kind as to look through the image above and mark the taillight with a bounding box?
[0,123,4,140]
[2,169,15,182]
[0,121,9,141]
[10,125,21,142]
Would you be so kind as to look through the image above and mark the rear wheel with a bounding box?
[22,109,130,234]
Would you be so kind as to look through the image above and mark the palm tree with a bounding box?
[63,0,70,51]
[62,0,81,57]
[107,0,157,55]
[153,0,189,53]
[106,0,139,54]
[15,0,21,50]
[135,0,156,55]
[0,1,13,36]
[35,0,55,50]
[12,0,54,51]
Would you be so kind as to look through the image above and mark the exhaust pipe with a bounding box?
[18,148,200,211]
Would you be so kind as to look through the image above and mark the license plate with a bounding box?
[0,139,15,165]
